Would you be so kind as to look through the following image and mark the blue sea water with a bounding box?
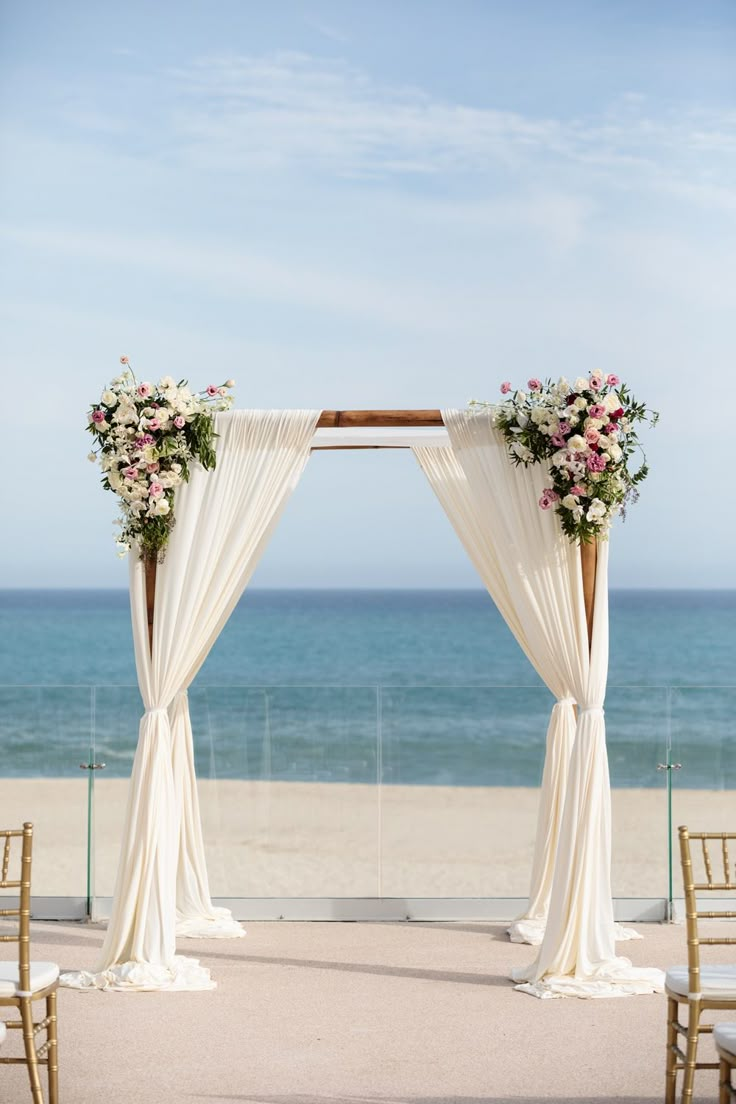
[0,589,734,788]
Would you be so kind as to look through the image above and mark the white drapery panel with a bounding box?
[416,410,662,997]
[413,433,578,941]
[61,409,320,991]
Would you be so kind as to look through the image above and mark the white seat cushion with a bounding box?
[665,965,736,1001]
[0,961,59,996]
[715,1023,736,1061]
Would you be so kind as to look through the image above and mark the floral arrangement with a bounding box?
[86,358,234,561]
[471,371,657,543]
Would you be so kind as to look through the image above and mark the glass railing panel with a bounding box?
[89,685,141,899]
[670,686,736,900]
[0,685,92,897]
[606,687,669,901]
[192,686,380,897]
[379,687,552,897]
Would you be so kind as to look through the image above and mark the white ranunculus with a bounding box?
[574,377,588,392]
[530,406,546,425]
[568,434,587,451]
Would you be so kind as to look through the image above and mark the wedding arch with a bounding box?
[65,408,663,1000]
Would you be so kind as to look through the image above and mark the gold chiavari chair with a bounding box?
[665,826,736,1104]
[715,1025,736,1104]
[0,823,59,1104]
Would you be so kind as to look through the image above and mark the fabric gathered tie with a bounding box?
[556,697,576,707]
[578,706,605,717]
[143,706,169,716]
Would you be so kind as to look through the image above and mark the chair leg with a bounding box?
[681,1001,701,1103]
[46,991,58,1104]
[20,998,44,1104]
[719,1057,731,1104]
[665,996,678,1104]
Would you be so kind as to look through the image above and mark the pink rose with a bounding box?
[586,453,607,472]
[570,485,586,496]
[206,384,219,397]
[538,489,559,510]
[589,376,603,391]
[148,418,160,431]
[123,466,139,481]
[584,428,600,446]
[550,433,567,448]
[604,423,618,437]
[588,404,606,419]
[146,462,159,473]
[91,409,105,424]
[558,421,571,435]
[500,381,512,395]
[137,383,152,398]
[174,415,185,429]
[148,482,164,498]
[606,374,620,386]
[527,378,542,392]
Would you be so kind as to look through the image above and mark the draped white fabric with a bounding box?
[415,410,662,997]
[61,409,320,991]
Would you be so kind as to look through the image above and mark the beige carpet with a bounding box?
[0,920,730,1103]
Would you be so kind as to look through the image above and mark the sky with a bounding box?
[1,0,734,588]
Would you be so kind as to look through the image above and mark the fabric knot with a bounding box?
[556,697,576,707]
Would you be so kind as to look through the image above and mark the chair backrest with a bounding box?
[0,822,33,994]
[679,825,736,997]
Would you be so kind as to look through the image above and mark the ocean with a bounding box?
[0,589,734,788]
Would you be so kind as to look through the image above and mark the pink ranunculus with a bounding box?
[606,374,620,386]
[589,376,603,391]
[538,489,560,510]
[137,383,152,398]
[570,485,586,496]
[584,428,600,446]
[123,466,139,481]
[527,378,542,392]
[500,381,512,394]
[142,434,154,445]
[550,433,567,448]
[147,462,159,473]
[91,409,105,424]
[206,384,219,397]
[588,403,606,419]
[120,355,129,365]
[604,423,618,436]
[148,418,160,431]
[586,453,607,472]
[558,421,571,435]
[148,482,164,498]
[173,415,186,429]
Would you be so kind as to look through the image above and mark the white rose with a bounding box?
[562,494,579,509]
[604,392,620,413]
[586,498,607,522]
[568,413,579,426]
[596,434,610,449]
[151,498,170,516]
[574,377,588,392]
[608,443,623,462]
[101,389,118,407]
[574,396,587,410]
[159,376,176,389]
[530,407,546,425]
[568,434,587,451]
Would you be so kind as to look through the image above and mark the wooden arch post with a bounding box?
[142,409,598,654]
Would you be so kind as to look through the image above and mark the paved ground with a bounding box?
[0,920,731,1103]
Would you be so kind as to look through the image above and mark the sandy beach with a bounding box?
[1,778,731,902]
